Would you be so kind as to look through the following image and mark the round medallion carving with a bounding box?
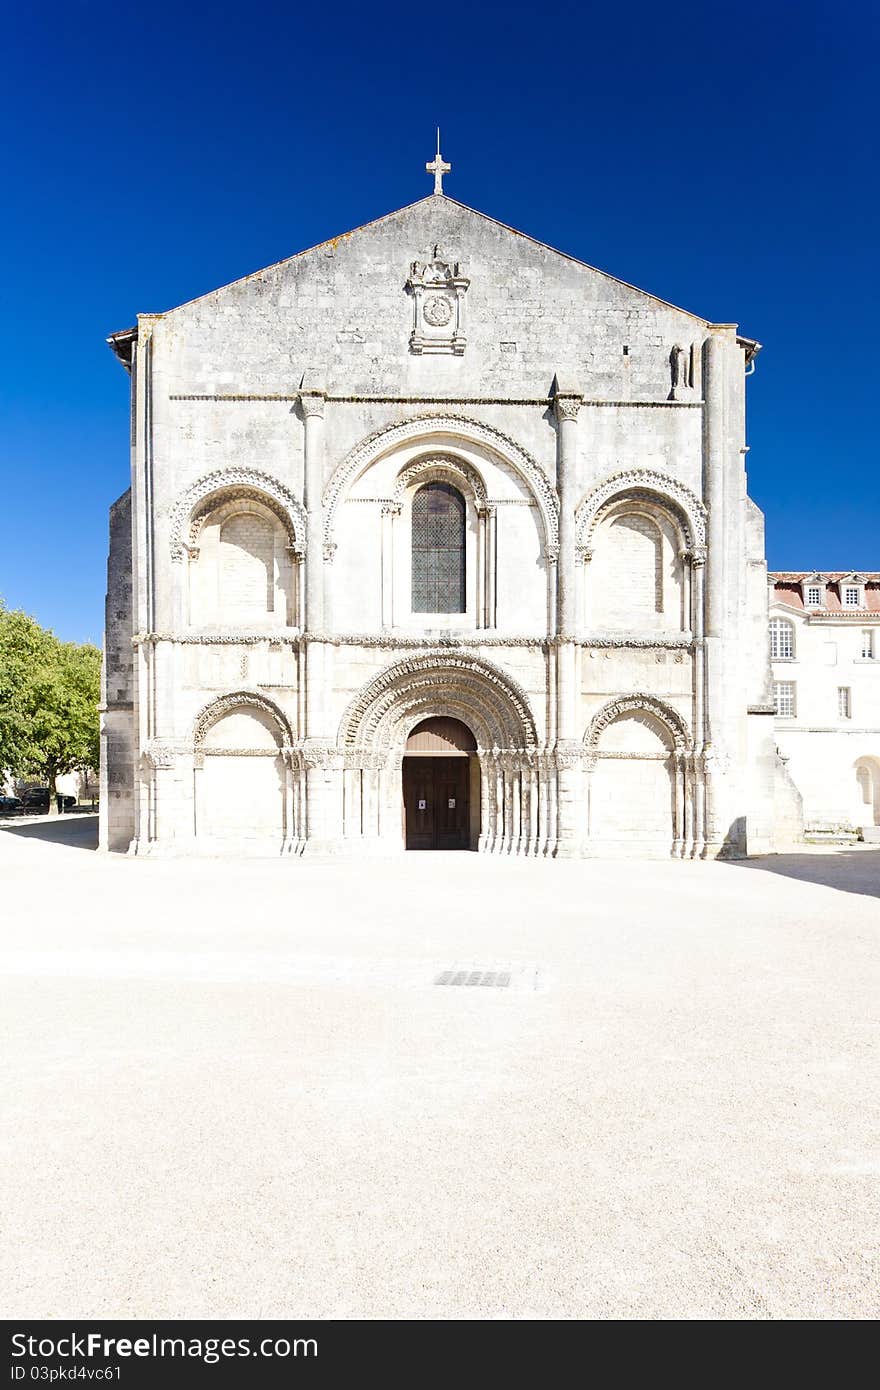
[423,295,453,327]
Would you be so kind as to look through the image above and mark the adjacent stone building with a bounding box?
[769,573,880,838]
[100,157,780,858]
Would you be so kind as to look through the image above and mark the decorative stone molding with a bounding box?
[322,415,559,553]
[585,693,691,752]
[575,468,707,553]
[298,391,325,419]
[168,468,307,559]
[580,633,693,649]
[299,740,339,771]
[406,252,469,355]
[193,690,294,748]
[136,632,303,646]
[554,393,583,423]
[554,740,585,771]
[141,741,177,770]
[201,747,283,758]
[392,454,488,511]
[322,542,338,563]
[340,651,539,754]
[312,632,550,649]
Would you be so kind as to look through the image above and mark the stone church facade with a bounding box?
[101,171,780,858]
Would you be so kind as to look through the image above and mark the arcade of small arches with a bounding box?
[164,663,711,859]
[142,419,716,859]
[166,432,708,638]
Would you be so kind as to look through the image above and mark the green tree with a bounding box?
[0,600,101,811]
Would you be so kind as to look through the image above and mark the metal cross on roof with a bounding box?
[426,129,451,195]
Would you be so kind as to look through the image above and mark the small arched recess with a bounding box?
[575,471,707,635]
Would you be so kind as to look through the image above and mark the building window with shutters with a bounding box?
[861,630,875,660]
[411,482,466,614]
[838,686,852,719]
[769,617,795,659]
[774,681,796,718]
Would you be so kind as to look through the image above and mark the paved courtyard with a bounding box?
[1,816,878,1320]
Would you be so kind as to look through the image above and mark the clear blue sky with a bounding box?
[2,1,877,644]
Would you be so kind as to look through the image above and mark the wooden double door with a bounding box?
[403,756,470,850]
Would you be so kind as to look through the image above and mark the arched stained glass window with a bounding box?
[411,482,466,613]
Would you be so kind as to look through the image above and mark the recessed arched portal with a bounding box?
[339,652,541,855]
[403,716,478,850]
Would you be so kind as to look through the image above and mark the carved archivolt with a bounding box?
[169,468,307,559]
[585,693,691,752]
[392,454,488,511]
[340,652,538,755]
[323,415,558,552]
[193,690,294,749]
[575,469,707,554]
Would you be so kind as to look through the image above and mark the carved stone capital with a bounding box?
[554,740,584,771]
[554,393,582,423]
[142,741,177,770]
[299,391,325,419]
[299,740,339,771]
[322,542,338,563]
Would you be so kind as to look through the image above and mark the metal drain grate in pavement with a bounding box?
[435,969,511,987]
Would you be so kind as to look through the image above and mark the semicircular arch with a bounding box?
[323,415,559,553]
[575,469,707,556]
[585,693,691,751]
[340,652,539,756]
[193,690,294,749]
[169,468,307,559]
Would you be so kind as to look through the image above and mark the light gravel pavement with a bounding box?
[1,816,878,1320]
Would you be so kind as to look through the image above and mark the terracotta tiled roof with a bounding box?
[768,573,880,615]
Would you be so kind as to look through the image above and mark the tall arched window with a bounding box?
[769,617,795,660]
[411,482,466,613]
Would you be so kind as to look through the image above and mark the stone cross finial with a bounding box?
[426,129,450,195]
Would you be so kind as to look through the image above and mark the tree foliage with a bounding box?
[0,599,101,794]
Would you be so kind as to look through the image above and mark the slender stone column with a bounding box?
[673,752,685,858]
[478,756,492,850]
[381,504,398,629]
[298,383,341,851]
[553,384,583,857]
[528,762,539,855]
[486,505,498,628]
[702,330,733,853]
[300,387,326,635]
[691,552,707,857]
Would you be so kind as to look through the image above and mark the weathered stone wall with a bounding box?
[99,489,135,851]
[103,193,777,858]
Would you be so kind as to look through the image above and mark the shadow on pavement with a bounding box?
[722,849,880,900]
[0,814,99,852]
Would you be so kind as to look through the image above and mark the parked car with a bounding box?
[0,795,23,815]
[20,789,75,813]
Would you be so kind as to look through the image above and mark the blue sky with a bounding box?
[1,0,877,644]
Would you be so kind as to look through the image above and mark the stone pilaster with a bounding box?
[553,383,583,857]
